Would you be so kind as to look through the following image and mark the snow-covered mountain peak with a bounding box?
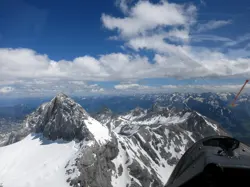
[54,92,70,100]
[23,93,112,145]
[50,93,88,117]
[128,107,146,117]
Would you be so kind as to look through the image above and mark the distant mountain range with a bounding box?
[1,92,250,143]
[0,93,226,187]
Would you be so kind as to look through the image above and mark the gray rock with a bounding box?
[70,136,119,187]
[118,165,123,176]
[28,93,91,141]
[94,104,227,187]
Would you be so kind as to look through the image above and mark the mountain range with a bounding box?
[1,92,249,143]
[0,93,227,187]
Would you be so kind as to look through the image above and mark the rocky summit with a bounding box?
[26,93,91,141]
[0,93,228,187]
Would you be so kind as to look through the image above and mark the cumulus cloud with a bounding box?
[101,0,250,81]
[115,0,134,14]
[1,48,250,89]
[0,49,149,82]
[0,86,14,94]
[1,0,249,96]
[102,1,196,38]
[196,20,232,33]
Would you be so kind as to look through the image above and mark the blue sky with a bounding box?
[0,0,250,96]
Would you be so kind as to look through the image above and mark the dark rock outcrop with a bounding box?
[27,93,91,141]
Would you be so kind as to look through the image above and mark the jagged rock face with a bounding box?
[67,136,119,187]
[93,107,114,132]
[26,93,91,141]
[78,139,118,187]
[0,128,30,146]
[94,106,227,187]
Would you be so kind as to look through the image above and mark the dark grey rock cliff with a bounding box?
[26,93,91,141]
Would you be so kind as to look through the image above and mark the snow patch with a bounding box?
[111,138,131,187]
[195,112,218,132]
[193,97,204,102]
[0,133,78,187]
[84,117,111,145]
[124,112,190,126]
[185,131,195,143]
[204,119,218,131]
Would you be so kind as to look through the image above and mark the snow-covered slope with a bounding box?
[0,134,78,187]
[0,93,227,187]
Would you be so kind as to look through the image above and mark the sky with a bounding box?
[0,0,250,97]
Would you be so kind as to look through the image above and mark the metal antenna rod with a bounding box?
[231,80,249,107]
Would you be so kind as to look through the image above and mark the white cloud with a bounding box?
[1,1,250,97]
[0,48,65,80]
[160,84,248,93]
[90,87,105,93]
[196,20,232,33]
[167,29,190,43]
[114,83,250,94]
[115,0,132,14]
[224,33,250,47]
[100,0,250,82]
[1,79,106,97]
[68,81,86,85]
[191,34,233,42]
[0,86,14,94]
[126,33,187,55]
[115,83,150,90]
[102,1,196,38]
[1,48,250,91]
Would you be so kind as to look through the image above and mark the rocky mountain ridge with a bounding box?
[0,93,228,187]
